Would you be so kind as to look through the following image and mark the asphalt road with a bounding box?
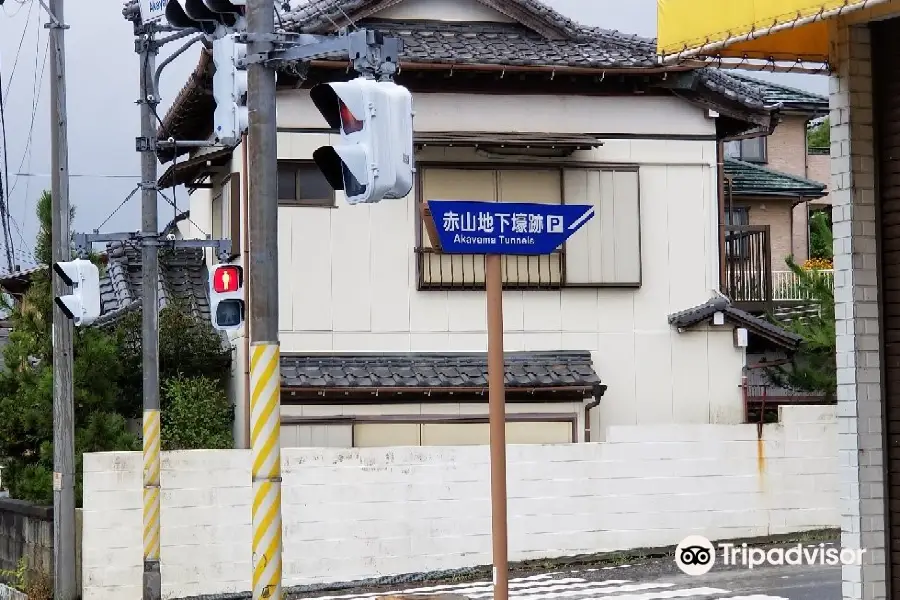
[294,549,841,600]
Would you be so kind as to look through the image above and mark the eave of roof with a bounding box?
[280,350,602,393]
[713,71,828,115]
[668,297,803,352]
[724,158,827,199]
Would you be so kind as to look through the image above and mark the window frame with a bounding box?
[414,161,643,290]
[724,137,768,164]
[277,160,336,208]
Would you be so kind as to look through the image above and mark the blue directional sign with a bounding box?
[427,200,595,256]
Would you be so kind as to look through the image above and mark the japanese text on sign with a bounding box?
[441,210,564,245]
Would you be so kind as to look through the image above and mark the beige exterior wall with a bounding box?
[742,197,794,268]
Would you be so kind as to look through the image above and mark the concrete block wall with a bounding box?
[0,499,53,590]
[80,405,839,600]
[829,19,888,600]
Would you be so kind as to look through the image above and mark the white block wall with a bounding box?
[82,405,839,600]
[829,19,889,600]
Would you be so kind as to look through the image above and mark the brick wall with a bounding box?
[743,198,794,267]
[766,115,810,178]
[81,405,840,600]
[829,21,888,600]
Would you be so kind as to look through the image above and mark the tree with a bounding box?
[0,192,138,506]
[0,193,235,506]
[807,118,830,148]
[115,303,233,419]
[162,375,233,450]
[808,210,833,261]
[766,257,836,400]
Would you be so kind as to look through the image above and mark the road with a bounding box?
[294,556,840,600]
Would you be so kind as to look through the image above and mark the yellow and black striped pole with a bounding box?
[250,342,282,600]
[143,409,161,581]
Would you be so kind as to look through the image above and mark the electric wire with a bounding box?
[0,60,16,272]
[93,184,141,233]
[8,29,50,199]
[2,0,35,98]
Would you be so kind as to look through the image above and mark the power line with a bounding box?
[14,172,141,178]
[7,29,50,199]
[2,0,35,98]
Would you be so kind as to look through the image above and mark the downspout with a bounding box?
[718,140,726,291]
[584,383,608,442]
[241,133,251,449]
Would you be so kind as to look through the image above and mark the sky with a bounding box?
[0,0,830,272]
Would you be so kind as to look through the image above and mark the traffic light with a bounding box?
[212,33,248,144]
[164,0,246,34]
[53,259,101,327]
[209,264,245,331]
[310,77,414,205]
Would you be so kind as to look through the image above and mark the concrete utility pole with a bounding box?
[48,0,77,597]
[137,24,162,600]
[246,0,283,598]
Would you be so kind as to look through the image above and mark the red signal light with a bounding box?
[339,100,363,135]
[213,265,242,294]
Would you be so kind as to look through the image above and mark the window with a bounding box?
[416,166,642,289]
[724,137,767,163]
[725,207,749,227]
[277,161,335,206]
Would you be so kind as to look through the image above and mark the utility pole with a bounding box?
[48,0,77,597]
[485,255,508,600]
[137,23,162,600]
[246,0,283,598]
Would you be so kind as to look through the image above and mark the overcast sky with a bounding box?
[0,0,829,272]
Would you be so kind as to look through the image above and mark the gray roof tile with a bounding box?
[668,297,803,351]
[280,351,601,390]
[714,71,828,112]
[725,158,827,198]
[95,241,211,326]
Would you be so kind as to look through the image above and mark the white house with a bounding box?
[121,0,803,448]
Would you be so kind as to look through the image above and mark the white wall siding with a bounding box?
[81,405,838,600]
[198,92,734,427]
[276,90,717,137]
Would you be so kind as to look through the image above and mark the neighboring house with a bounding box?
[115,0,806,447]
[713,72,831,311]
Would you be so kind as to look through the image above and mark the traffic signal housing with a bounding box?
[212,34,248,144]
[53,259,101,327]
[209,264,245,331]
[310,77,414,205]
[164,0,246,34]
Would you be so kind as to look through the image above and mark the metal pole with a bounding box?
[48,0,76,597]
[246,0,283,598]
[138,25,162,600]
[485,254,508,600]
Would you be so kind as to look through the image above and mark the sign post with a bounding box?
[427,200,595,600]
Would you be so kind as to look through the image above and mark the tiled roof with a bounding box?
[725,158,827,199]
[124,0,776,161]
[340,19,657,69]
[668,297,803,352]
[715,71,828,112]
[280,351,601,390]
[94,241,211,327]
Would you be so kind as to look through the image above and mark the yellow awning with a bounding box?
[657,0,891,63]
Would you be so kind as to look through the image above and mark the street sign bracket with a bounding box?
[236,28,402,78]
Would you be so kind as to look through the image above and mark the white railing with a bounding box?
[772,269,834,301]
